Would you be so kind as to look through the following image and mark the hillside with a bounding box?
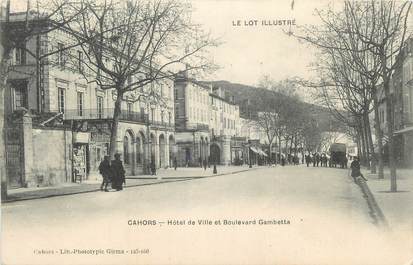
[200,80,344,132]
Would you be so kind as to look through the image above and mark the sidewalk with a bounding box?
[3,165,257,203]
[363,167,413,229]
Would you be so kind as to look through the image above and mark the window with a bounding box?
[77,51,83,72]
[127,102,133,115]
[174,88,178,99]
[57,43,65,67]
[14,85,27,109]
[77,92,84,116]
[151,108,155,123]
[140,107,145,120]
[15,44,26,65]
[58,88,65,113]
[97,96,103,118]
[168,112,172,126]
[161,110,164,124]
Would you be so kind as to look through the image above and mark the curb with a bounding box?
[2,167,260,204]
[355,177,389,228]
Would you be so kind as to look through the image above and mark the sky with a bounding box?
[190,0,334,86]
[6,0,331,87]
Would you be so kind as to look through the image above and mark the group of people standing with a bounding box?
[98,153,126,192]
[305,153,331,167]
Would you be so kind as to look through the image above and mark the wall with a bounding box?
[31,127,72,186]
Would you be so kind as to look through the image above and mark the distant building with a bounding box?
[173,74,242,166]
[393,37,413,167]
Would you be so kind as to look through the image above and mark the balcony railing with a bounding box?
[186,122,209,131]
[62,108,174,128]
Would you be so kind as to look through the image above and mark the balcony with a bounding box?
[186,122,209,131]
[63,108,174,129]
[150,120,175,130]
[63,108,147,123]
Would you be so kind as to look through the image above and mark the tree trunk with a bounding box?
[356,130,362,159]
[372,87,384,179]
[364,111,376,174]
[383,76,397,192]
[268,141,273,165]
[359,120,367,166]
[0,46,12,201]
[278,135,282,164]
[109,90,123,159]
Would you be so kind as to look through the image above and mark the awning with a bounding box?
[259,150,268,157]
[250,147,259,153]
[394,126,413,135]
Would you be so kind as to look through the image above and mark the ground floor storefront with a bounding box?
[4,114,176,189]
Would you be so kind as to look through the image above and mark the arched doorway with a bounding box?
[169,135,175,167]
[123,130,135,175]
[210,144,221,165]
[150,133,156,166]
[159,134,166,168]
[136,131,145,173]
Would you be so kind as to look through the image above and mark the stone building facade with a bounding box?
[4,14,175,188]
[173,74,242,166]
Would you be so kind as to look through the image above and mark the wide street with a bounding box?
[1,165,412,265]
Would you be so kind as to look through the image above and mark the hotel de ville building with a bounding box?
[3,12,247,190]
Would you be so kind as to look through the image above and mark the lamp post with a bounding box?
[212,134,217,174]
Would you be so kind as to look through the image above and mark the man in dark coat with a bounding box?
[150,156,156,175]
[173,157,178,170]
[350,156,361,183]
[99,155,111,192]
[305,153,311,167]
[111,153,125,191]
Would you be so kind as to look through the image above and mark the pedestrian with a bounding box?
[99,155,111,192]
[305,153,311,167]
[111,153,125,191]
[173,157,177,170]
[349,156,366,182]
[150,156,156,175]
[203,159,207,170]
[312,153,316,167]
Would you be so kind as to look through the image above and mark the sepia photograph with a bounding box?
[0,0,412,264]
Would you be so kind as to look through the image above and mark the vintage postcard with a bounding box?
[1,0,413,264]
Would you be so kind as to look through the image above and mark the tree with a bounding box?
[0,0,84,200]
[65,0,216,159]
[345,1,411,191]
[290,1,411,181]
